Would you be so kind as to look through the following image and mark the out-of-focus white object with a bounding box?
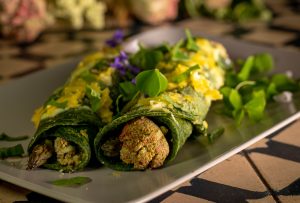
[273,91,293,103]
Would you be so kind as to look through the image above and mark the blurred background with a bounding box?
[0,0,299,81]
[0,0,299,41]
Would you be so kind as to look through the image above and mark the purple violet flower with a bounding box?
[105,30,124,47]
[110,51,140,76]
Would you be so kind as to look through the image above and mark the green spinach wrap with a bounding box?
[94,36,231,171]
[27,50,121,172]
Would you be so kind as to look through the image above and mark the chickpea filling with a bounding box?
[27,137,82,170]
[101,116,170,170]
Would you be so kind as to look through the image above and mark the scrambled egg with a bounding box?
[32,52,115,128]
[165,38,227,102]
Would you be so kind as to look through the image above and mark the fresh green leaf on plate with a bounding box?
[185,29,199,52]
[0,133,29,141]
[0,144,24,159]
[253,53,274,73]
[237,55,254,81]
[136,69,168,97]
[130,48,163,69]
[172,65,200,83]
[244,90,266,121]
[86,85,101,112]
[51,177,92,187]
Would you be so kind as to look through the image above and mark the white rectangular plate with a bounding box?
[0,26,300,203]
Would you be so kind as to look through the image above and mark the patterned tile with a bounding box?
[151,154,274,202]
[44,57,75,69]
[273,15,300,31]
[176,18,234,36]
[162,192,211,203]
[242,29,296,46]
[0,58,39,78]
[26,41,86,58]
[272,120,300,147]
[200,154,268,192]
[0,180,29,202]
[76,30,116,42]
[0,47,20,58]
[246,121,300,202]
[40,33,67,43]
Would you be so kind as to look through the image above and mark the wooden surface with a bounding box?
[1,0,300,202]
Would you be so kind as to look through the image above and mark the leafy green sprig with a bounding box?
[219,53,299,124]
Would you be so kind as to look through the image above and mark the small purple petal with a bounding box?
[128,65,140,74]
[113,30,124,40]
[119,51,128,60]
[131,78,136,84]
[105,29,124,47]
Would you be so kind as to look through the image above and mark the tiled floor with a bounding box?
[0,0,300,202]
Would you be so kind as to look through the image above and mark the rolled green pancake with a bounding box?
[94,37,231,171]
[27,50,121,172]
[95,89,209,170]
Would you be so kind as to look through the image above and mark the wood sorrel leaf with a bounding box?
[237,56,254,81]
[119,81,138,101]
[136,69,168,97]
[207,127,225,143]
[229,89,243,110]
[253,53,274,73]
[86,85,101,112]
[47,99,68,109]
[185,29,199,52]
[0,133,28,141]
[51,176,92,187]
[244,90,266,121]
[130,48,163,69]
[172,65,200,83]
[0,144,24,158]
[171,39,189,61]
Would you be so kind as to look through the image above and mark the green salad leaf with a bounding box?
[253,53,274,73]
[51,176,92,187]
[171,39,189,61]
[0,133,29,141]
[207,127,225,143]
[219,52,298,125]
[0,144,24,159]
[119,81,138,101]
[130,48,163,69]
[185,29,199,52]
[237,56,254,81]
[173,65,200,83]
[47,99,68,109]
[86,85,101,112]
[136,69,168,97]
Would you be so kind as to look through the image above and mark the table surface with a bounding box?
[1,0,300,202]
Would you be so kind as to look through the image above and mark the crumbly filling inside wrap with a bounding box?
[101,116,170,170]
[27,137,82,170]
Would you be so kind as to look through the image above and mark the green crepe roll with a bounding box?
[95,87,209,170]
[94,37,231,171]
[27,50,121,172]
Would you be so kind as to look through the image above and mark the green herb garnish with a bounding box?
[47,99,68,109]
[171,39,189,61]
[173,65,200,83]
[219,52,299,124]
[0,144,24,159]
[0,133,28,141]
[119,81,138,101]
[185,29,199,52]
[51,176,92,187]
[136,69,168,97]
[207,127,225,143]
[85,85,101,112]
[130,48,163,70]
